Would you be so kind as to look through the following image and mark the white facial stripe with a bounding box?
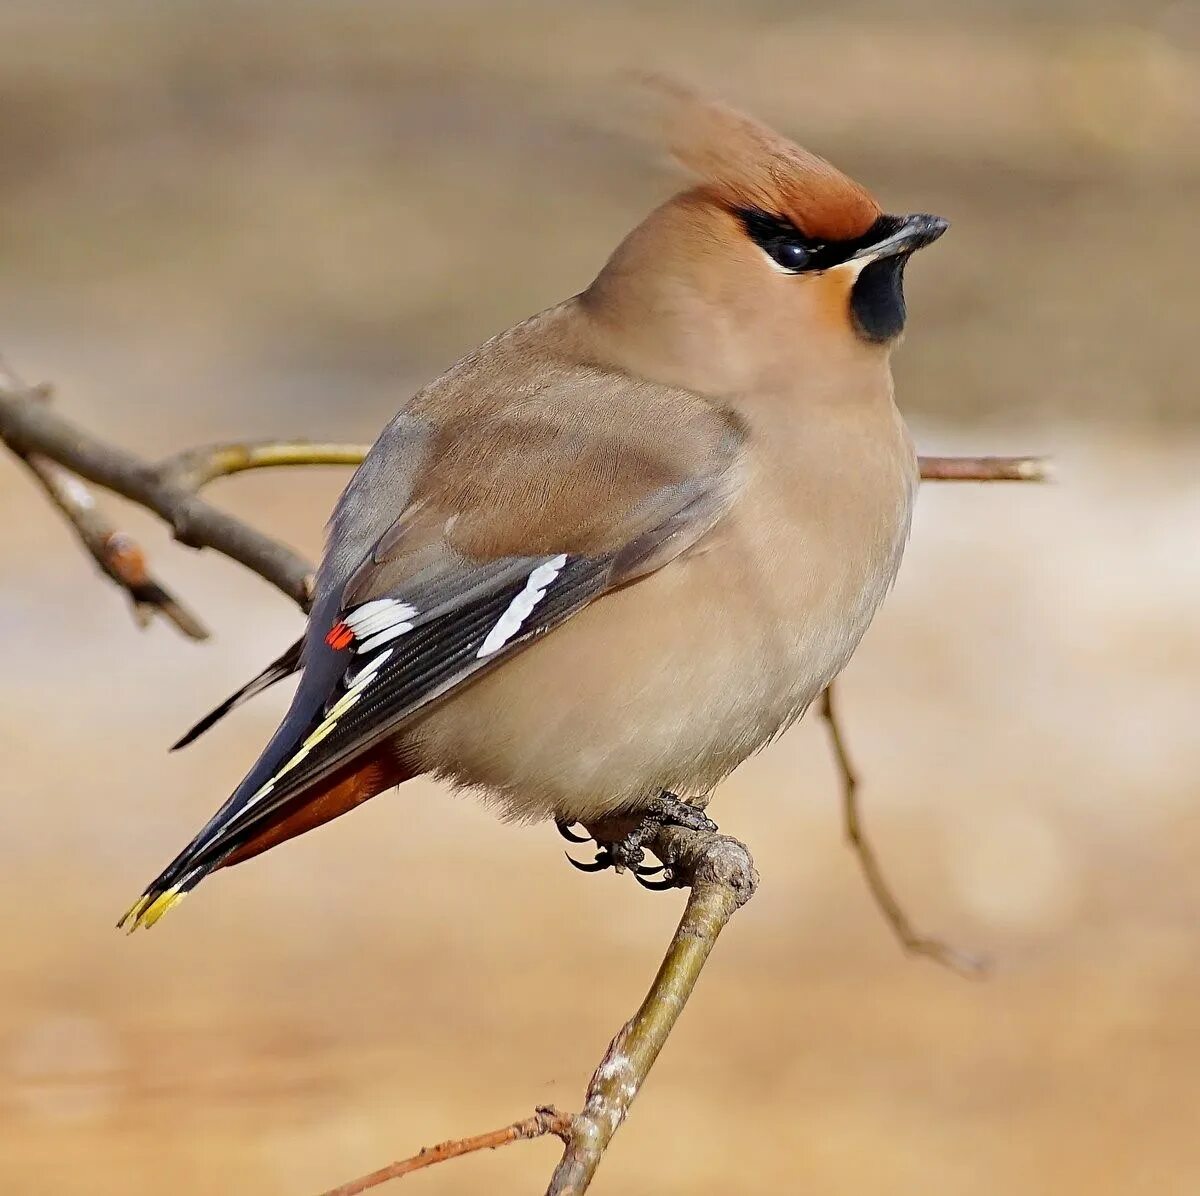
[477,554,568,658]
[828,256,872,280]
[765,253,872,280]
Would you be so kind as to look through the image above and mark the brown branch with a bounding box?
[546,827,757,1195]
[0,381,332,611]
[318,1106,572,1196]
[0,363,1047,634]
[918,454,1049,482]
[818,685,986,976]
[15,451,211,639]
[0,360,210,639]
[316,830,757,1196]
[174,448,1050,489]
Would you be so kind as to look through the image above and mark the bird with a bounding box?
[120,82,947,930]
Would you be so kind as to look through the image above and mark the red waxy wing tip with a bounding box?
[325,622,354,651]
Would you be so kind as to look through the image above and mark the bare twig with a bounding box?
[0,365,1047,628]
[810,450,1045,971]
[0,383,325,610]
[166,447,1048,488]
[164,440,370,492]
[818,685,986,976]
[319,830,756,1196]
[318,1106,573,1196]
[918,454,1049,482]
[0,360,210,639]
[546,828,757,1196]
[15,452,211,639]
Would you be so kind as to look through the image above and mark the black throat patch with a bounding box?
[850,256,908,343]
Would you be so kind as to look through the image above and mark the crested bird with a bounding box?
[121,84,947,930]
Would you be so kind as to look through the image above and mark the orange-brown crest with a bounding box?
[645,76,881,243]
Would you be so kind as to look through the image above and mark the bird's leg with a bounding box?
[611,791,713,864]
[563,792,717,889]
[646,790,718,835]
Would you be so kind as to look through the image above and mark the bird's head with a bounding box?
[584,81,948,395]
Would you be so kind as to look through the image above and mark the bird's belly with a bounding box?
[402,493,908,823]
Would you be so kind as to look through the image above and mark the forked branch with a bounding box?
[0,369,1048,630]
[0,379,356,613]
[320,828,758,1196]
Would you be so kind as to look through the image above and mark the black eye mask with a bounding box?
[736,207,919,342]
[736,209,906,274]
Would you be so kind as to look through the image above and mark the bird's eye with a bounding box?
[769,240,813,272]
[737,209,826,273]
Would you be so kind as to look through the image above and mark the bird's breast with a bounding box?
[705,394,917,709]
[404,389,916,823]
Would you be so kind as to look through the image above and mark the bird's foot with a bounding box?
[558,791,717,891]
[644,790,718,835]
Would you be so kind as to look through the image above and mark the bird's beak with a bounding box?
[851,213,949,263]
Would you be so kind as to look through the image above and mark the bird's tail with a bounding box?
[118,745,413,931]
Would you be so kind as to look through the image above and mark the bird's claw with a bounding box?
[635,870,678,891]
[565,847,677,888]
[558,790,714,892]
[561,821,655,875]
[556,820,593,844]
[565,848,612,872]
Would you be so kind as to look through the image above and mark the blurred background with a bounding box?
[1,1,1198,1192]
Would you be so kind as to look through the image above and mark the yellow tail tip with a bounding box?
[117,895,150,933]
[118,887,187,933]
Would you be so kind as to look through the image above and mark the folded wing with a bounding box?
[122,362,745,929]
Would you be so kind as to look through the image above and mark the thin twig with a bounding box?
[166,447,1051,488]
[0,359,209,639]
[0,367,1049,630]
[318,1106,573,1196]
[818,685,986,976]
[164,440,370,491]
[0,384,319,609]
[546,827,757,1195]
[918,454,1049,482]
[15,452,210,639]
